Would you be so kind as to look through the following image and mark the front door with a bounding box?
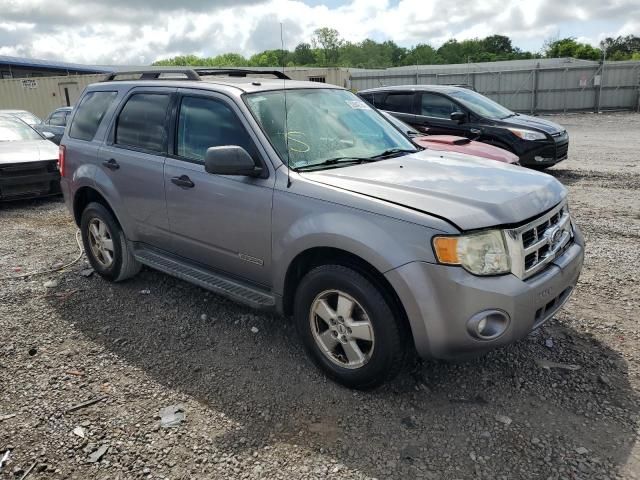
[414,92,476,138]
[164,91,274,286]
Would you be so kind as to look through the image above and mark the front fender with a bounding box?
[271,189,440,296]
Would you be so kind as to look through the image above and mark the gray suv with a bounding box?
[59,68,584,389]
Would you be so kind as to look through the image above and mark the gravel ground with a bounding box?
[1,112,639,480]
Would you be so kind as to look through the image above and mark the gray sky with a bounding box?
[0,0,638,64]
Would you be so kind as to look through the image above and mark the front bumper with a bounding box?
[519,138,569,167]
[0,160,61,201]
[385,226,584,359]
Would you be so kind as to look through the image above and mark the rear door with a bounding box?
[163,89,274,286]
[97,87,174,250]
[377,91,417,126]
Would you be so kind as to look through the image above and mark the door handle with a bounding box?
[171,175,195,188]
[102,158,120,170]
[470,128,482,135]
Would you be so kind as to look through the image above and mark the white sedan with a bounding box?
[0,115,61,201]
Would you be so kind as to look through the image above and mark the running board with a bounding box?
[134,248,276,310]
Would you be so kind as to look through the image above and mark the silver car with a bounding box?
[59,69,584,388]
[0,115,60,201]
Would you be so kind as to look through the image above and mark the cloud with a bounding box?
[0,0,636,64]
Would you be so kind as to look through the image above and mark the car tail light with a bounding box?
[58,145,66,177]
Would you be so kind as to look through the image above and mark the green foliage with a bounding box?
[600,35,640,60]
[544,37,602,60]
[152,29,636,70]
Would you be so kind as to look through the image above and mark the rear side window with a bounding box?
[176,96,256,162]
[115,93,171,152]
[69,91,117,141]
[380,92,414,114]
[420,93,458,119]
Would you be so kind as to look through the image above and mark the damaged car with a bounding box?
[0,115,61,201]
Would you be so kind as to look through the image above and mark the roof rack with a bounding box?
[101,68,291,82]
[101,69,202,81]
[193,68,291,80]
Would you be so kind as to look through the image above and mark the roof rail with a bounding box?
[101,68,292,82]
[193,68,291,80]
[101,69,201,82]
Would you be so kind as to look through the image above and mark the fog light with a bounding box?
[534,156,552,163]
[467,310,510,340]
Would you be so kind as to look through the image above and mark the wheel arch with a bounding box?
[281,246,412,346]
[73,186,121,228]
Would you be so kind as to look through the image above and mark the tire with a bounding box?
[294,265,406,389]
[80,202,141,282]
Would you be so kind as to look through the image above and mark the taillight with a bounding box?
[58,145,66,177]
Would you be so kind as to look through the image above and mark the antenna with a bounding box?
[280,23,292,188]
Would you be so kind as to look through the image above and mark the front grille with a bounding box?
[0,160,60,200]
[505,201,574,280]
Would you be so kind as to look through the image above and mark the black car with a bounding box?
[358,86,569,168]
[35,106,73,145]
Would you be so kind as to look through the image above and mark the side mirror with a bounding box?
[204,146,262,177]
[42,131,55,140]
[450,111,467,124]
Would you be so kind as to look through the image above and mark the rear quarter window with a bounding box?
[69,91,118,141]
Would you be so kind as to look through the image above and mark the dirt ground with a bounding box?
[1,112,639,480]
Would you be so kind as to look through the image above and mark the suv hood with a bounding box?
[302,150,566,230]
[501,113,564,135]
[0,139,58,165]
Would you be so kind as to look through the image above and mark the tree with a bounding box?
[400,44,440,66]
[544,37,601,60]
[293,43,316,65]
[600,35,640,60]
[482,35,514,55]
[312,27,343,65]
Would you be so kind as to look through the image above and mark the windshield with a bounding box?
[381,111,420,136]
[0,117,43,142]
[245,88,417,169]
[449,89,513,120]
[14,112,42,126]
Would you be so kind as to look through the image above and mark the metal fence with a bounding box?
[350,61,640,114]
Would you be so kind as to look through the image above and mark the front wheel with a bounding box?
[294,265,406,389]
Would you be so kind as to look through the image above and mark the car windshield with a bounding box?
[381,111,420,136]
[449,89,514,120]
[14,112,42,125]
[245,88,417,169]
[0,117,43,142]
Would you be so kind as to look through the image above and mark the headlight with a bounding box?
[507,127,547,141]
[432,230,511,276]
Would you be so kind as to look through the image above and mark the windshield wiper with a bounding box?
[501,113,517,119]
[368,148,417,159]
[294,157,376,172]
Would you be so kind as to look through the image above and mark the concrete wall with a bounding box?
[0,74,105,119]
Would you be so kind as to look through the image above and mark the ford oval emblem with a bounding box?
[545,226,563,248]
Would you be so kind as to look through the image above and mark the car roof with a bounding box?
[87,77,343,95]
[358,84,468,95]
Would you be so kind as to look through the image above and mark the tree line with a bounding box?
[153,30,640,68]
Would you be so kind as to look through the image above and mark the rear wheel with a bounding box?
[80,202,140,282]
[294,265,406,389]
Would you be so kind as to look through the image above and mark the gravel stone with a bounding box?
[0,112,639,479]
